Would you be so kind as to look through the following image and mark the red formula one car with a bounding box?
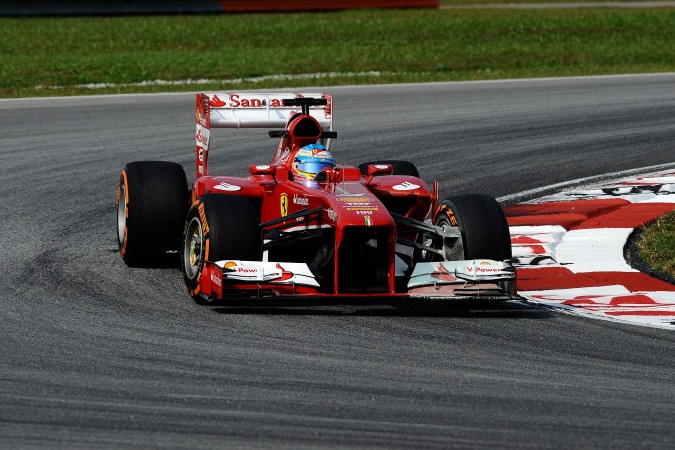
[116,93,516,303]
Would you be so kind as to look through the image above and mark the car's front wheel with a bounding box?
[181,194,261,303]
[117,161,188,267]
[433,194,512,261]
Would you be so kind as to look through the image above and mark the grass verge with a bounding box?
[637,212,675,278]
[1,8,674,98]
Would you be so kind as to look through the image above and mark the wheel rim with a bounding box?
[183,217,204,280]
[438,222,453,261]
[117,183,127,245]
[428,217,456,262]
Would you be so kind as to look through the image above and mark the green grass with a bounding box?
[440,0,665,4]
[1,8,674,97]
[637,212,675,278]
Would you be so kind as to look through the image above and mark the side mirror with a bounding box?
[250,164,277,176]
[368,164,393,176]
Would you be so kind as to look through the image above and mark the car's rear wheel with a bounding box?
[434,194,512,261]
[117,161,188,267]
[181,194,261,303]
[358,159,420,178]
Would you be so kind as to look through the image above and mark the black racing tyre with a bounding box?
[181,194,261,302]
[358,160,420,178]
[434,194,512,261]
[117,161,189,267]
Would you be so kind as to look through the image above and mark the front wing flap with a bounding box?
[216,260,319,287]
[200,260,322,301]
[407,259,517,300]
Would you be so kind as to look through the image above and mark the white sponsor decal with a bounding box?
[277,148,291,164]
[234,267,259,274]
[327,208,338,222]
[226,94,285,108]
[196,129,209,147]
[393,181,420,191]
[293,194,309,206]
[214,182,242,192]
[466,266,502,274]
[374,164,390,169]
[256,165,271,170]
[211,271,222,286]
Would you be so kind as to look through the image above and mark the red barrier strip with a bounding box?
[220,0,440,11]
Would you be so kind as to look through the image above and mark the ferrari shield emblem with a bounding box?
[280,193,288,217]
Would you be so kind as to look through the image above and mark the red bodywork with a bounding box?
[191,93,437,299]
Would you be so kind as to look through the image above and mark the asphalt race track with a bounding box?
[1,74,674,448]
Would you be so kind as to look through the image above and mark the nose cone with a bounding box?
[327,195,395,228]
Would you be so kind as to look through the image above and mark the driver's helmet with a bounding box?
[291,144,335,183]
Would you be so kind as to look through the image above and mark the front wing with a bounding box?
[195,259,517,302]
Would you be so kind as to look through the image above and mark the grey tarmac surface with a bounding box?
[1,73,674,448]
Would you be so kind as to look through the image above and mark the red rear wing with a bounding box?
[195,92,333,178]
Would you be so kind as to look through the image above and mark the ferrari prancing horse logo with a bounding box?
[280,193,288,217]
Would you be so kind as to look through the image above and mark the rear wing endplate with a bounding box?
[195,92,333,178]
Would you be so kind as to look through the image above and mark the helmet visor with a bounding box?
[295,160,334,175]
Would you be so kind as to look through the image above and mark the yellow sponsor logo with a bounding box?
[339,197,370,203]
[280,193,288,217]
